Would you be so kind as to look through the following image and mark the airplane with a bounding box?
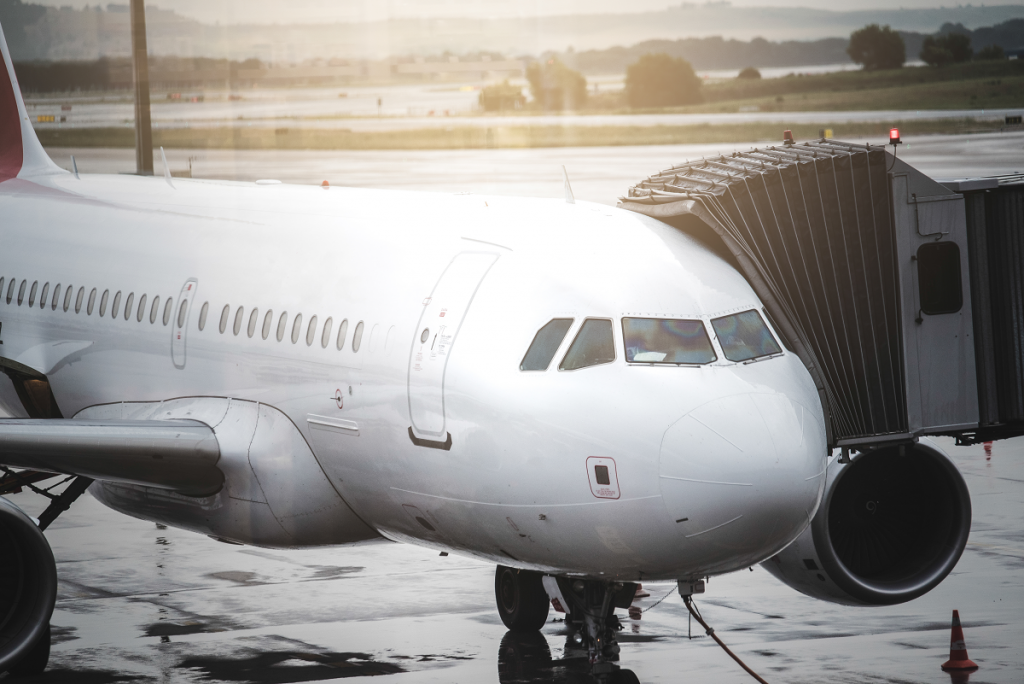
[0,21,973,682]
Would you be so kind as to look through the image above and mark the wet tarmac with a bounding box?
[12,135,1024,683]
[4,436,1023,683]
[44,130,1024,207]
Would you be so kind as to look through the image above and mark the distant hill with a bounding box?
[556,19,1024,72]
[2,0,1024,61]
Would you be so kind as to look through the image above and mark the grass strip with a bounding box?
[35,119,1008,151]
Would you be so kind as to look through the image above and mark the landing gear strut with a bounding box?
[558,578,635,669]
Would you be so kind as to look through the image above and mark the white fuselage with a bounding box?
[0,171,827,581]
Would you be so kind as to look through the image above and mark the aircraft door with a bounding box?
[408,252,498,442]
[172,278,198,369]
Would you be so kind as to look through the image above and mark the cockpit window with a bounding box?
[521,318,573,371]
[622,318,716,365]
[711,310,782,362]
[559,318,615,371]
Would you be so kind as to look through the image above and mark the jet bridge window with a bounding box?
[560,318,615,371]
[711,310,782,363]
[917,242,963,315]
[521,318,573,371]
[622,318,716,365]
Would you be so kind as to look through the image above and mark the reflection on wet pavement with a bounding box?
[4,410,1023,682]
[177,650,404,682]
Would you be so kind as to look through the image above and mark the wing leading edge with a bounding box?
[0,419,222,497]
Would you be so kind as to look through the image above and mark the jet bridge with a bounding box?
[619,140,1024,451]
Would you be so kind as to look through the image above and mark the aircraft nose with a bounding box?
[659,392,826,567]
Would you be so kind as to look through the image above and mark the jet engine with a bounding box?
[762,438,971,606]
[0,496,57,674]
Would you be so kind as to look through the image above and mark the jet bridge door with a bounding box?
[891,180,978,433]
[408,252,498,443]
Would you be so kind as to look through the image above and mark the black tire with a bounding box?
[7,624,50,678]
[494,565,549,632]
[612,668,641,684]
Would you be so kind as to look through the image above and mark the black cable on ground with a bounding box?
[683,596,770,684]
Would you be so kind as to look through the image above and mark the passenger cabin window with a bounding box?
[28,281,37,307]
[51,284,61,311]
[276,312,288,341]
[521,318,573,371]
[219,305,230,333]
[622,318,716,365]
[136,294,147,322]
[559,319,615,371]
[247,308,259,337]
[99,290,109,317]
[352,321,364,352]
[917,242,963,315]
[164,297,175,326]
[5,278,13,304]
[233,306,243,335]
[18,280,26,305]
[711,310,782,362]
[75,287,85,314]
[111,291,121,319]
[150,296,161,324]
[198,302,209,331]
[336,319,349,350]
[321,317,333,348]
[261,310,273,339]
[123,292,133,319]
[87,288,97,315]
[39,283,49,309]
[306,315,318,346]
[291,313,303,344]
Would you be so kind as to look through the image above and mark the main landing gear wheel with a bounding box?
[494,565,550,632]
[6,625,50,678]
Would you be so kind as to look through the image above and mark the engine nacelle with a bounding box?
[0,496,56,673]
[762,438,971,606]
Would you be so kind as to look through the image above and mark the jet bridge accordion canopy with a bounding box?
[619,139,1024,449]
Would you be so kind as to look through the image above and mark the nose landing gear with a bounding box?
[559,578,634,669]
[493,565,638,681]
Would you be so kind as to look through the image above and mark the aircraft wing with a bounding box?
[0,419,223,497]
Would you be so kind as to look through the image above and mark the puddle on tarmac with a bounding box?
[176,650,405,682]
[3,670,150,684]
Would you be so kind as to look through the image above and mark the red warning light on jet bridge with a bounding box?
[889,128,902,145]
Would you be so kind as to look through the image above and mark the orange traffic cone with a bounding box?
[941,610,979,671]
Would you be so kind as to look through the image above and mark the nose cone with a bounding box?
[659,392,826,573]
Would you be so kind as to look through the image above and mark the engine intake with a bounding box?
[0,496,57,673]
[763,439,971,606]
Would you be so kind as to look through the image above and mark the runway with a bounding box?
[8,436,1024,683]
[45,130,1024,207]
[14,132,1024,683]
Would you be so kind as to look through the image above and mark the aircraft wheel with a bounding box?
[612,668,641,684]
[7,625,50,678]
[494,565,549,632]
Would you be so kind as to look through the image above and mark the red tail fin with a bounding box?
[0,21,62,182]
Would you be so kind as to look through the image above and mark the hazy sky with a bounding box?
[30,0,1014,24]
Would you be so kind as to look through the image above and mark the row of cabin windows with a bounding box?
[2,276,366,353]
[199,302,365,352]
[521,310,783,371]
[2,277,181,325]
